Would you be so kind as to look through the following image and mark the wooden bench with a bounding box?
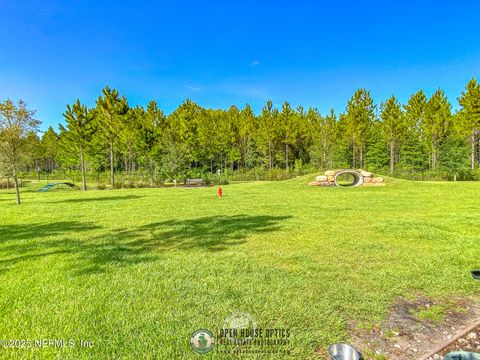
[185,178,204,186]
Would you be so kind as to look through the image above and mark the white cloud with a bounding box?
[184,85,203,92]
[250,60,261,67]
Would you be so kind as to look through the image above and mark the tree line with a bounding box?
[1,79,480,199]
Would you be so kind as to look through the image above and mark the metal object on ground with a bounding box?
[328,343,361,360]
[38,182,78,192]
[471,270,480,280]
[443,351,480,360]
[334,170,364,187]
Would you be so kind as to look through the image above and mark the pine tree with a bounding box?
[401,90,428,171]
[279,101,297,170]
[238,104,256,169]
[137,100,165,184]
[380,96,405,173]
[440,136,470,181]
[307,108,338,169]
[27,132,44,178]
[422,89,452,170]
[224,106,241,170]
[60,99,96,190]
[256,100,278,169]
[366,120,389,171]
[344,89,375,168]
[40,126,58,174]
[167,99,202,168]
[95,87,129,186]
[404,90,427,128]
[398,127,428,173]
[458,78,480,169]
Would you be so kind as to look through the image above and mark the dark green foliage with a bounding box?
[308,108,339,169]
[344,89,375,168]
[439,136,470,180]
[40,126,59,173]
[95,87,129,186]
[380,96,405,173]
[6,80,480,186]
[458,78,480,169]
[422,89,452,170]
[60,99,96,190]
[398,127,429,173]
[366,121,389,171]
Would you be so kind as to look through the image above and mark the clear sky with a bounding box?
[1,1,479,131]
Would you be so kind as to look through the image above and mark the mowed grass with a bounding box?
[1,177,480,359]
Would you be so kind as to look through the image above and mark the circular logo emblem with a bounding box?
[223,312,257,340]
[190,329,215,354]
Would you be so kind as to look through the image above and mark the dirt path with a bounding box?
[348,296,480,360]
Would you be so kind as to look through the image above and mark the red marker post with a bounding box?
[217,186,223,197]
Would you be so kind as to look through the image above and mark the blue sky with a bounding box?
[1,1,479,131]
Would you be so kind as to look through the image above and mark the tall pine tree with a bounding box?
[380,96,405,173]
[458,78,480,169]
[344,89,375,168]
[95,87,129,186]
[60,99,96,190]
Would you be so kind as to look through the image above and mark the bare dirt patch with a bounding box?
[423,323,480,359]
[348,296,480,360]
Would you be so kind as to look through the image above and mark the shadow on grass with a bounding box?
[50,195,144,203]
[131,215,292,251]
[0,215,291,276]
[0,221,101,242]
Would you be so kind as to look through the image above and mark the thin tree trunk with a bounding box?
[13,173,20,205]
[353,141,357,169]
[431,136,437,170]
[322,139,327,167]
[431,145,437,170]
[285,142,289,170]
[471,132,475,170]
[6,177,9,190]
[242,137,247,169]
[149,159,155,186]
[390,141,395,173]
[110,141,115,186]
[359,146,363,168]
[268,142,272,169]
[79,143,87,191]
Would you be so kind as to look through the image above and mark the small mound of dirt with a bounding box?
[349,296,480,360]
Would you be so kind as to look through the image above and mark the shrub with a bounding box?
[0,178,14,189]
[113,182,123,189]
[123,180,135,188]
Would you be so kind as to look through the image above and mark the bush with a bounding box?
[264,168,292,181]
[113,182,123,189]
[472,168,480,181]
[134,180,151,188]
[123,180,135,188]
[0,178,14,189]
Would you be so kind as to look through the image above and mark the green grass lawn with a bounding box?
[1,176,480,359]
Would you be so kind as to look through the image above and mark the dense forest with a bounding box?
[1,79,480,192]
